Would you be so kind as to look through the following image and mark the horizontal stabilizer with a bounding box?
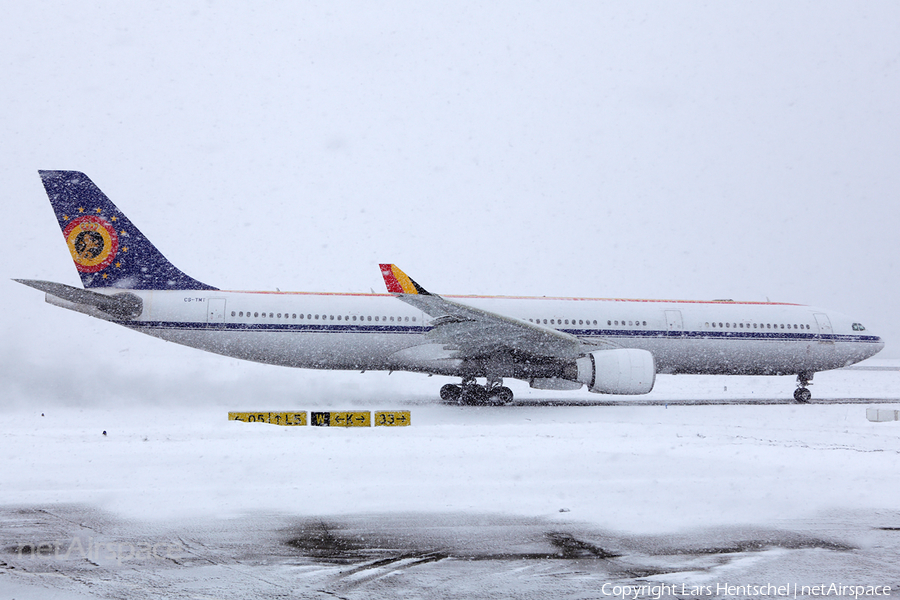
[14,279,143,320]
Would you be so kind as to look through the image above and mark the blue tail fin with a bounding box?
[39,170,217,290]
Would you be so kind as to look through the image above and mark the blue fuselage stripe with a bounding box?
[126,321,426,334]
[122,321,881,344]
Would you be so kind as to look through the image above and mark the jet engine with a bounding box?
[572,348,656,395]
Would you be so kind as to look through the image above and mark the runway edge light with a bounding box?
[866,408,900,422]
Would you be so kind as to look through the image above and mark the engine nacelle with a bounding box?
[574,348,656,395]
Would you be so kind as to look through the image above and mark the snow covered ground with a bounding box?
[2,364,900,598]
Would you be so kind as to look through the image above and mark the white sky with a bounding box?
[3,1,899,401]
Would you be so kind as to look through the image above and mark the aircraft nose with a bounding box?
[870,336,885,357]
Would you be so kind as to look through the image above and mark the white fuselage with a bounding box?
[51,289,883,382]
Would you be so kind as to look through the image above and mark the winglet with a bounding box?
[379,264,431,295]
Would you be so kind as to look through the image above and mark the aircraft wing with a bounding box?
[378,264,601,361]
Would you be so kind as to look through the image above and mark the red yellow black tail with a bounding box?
[379,264,431,295]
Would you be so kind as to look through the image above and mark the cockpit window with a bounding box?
[852,323,866,331]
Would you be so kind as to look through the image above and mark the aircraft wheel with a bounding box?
[493,386,514,404]
[461,384,488,405]
[793,387,812,403]
[440,384,461,403]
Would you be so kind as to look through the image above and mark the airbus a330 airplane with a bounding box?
[17,171,884,404]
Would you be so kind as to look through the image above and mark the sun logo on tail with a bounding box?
[63,215,119,273]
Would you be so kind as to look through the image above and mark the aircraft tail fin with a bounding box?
[38,170,216,290]
[379,264,431,295]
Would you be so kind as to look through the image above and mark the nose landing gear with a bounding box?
[440,378,514,405]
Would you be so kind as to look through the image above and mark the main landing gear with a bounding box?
[440,377,514,405]
[793,372,813,403]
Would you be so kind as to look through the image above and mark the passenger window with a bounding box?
[254,312,259,317]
